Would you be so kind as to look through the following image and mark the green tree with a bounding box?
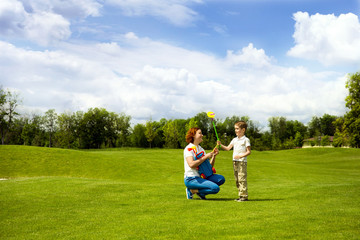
[104,112,130,148]
[131,123,147,148]
[219,115,242,138]
[285,120,307,141]
[76,108,130,149]
[260,131,272,151]
[43,109,58,147]
[344,72,360,148]
[56,111,82,149]
[268,116,287,143]
[308,116,321,137]
[115,113,131,147]
[294,131,303,148]
[320,114,337,136]
[283,137,295,149]
[21,114,44,146]
[242,117,262,145]
[145,118,157,148]
[0,88,6,140]
[0,88,20,144]
[152,118,167,148]
[321,135,331,146]
[314,130,322,146]
[332,117,349,147]
[6,117,26,145]
[163,120,179,148]
[185,118,198,130]
[175,119,188,148]
[193,112,211,136]
[78,108,110,148]
[271,135,282,150]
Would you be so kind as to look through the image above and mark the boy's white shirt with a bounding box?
[230,135,251,162]
[184,143,205,178]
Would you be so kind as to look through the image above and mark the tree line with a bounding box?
[1,72,359,149]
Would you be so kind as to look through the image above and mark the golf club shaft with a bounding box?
[212,120,219,141]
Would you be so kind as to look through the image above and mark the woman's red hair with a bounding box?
[186,127,200,143]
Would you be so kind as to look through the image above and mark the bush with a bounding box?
[321,135,331,146]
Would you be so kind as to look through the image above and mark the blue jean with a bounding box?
[184,174,225,196]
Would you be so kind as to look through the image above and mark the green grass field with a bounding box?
[1,146,359,239]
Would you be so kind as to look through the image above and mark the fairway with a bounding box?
[1,146,360,239]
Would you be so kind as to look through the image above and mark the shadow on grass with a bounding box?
[204,198,284,202]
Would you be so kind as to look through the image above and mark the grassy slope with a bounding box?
[0,146,359,239]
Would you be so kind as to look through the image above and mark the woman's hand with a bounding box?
[205,151,214,159]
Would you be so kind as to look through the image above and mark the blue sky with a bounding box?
[1,0,360,128]
[89,0,358,59]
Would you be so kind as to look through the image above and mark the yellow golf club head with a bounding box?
[207,111,215,119]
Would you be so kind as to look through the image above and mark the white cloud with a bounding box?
[0,33,347,126]
[0,0,102,45]
[226,43,272,68]
[19,0,102,19]
[288,11,360,66]
[105,0,203,26]
[0,0,26,35]
[25,11,71,46]
[212,24,228,35]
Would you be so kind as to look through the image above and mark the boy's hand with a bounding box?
[234,155,242,160]
[217,140,221,146]
[213,148,219,156]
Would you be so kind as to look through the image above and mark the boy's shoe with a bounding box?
[186,188,193,199]
[235,197,248,202]
[196,193,207,200]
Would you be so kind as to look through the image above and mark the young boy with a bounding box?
[218,121,251,202]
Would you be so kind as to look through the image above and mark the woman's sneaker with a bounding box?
[186,188,193,199]
[196,193,207,200]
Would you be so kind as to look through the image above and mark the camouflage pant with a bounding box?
[233,161,248,198]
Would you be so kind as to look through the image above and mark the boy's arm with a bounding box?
[217,141,233,151]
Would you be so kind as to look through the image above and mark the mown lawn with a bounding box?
[0,146,359,239]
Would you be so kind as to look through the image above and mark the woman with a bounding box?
[184,127,225,200]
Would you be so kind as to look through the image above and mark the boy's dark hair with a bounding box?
[235,121,247,131]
